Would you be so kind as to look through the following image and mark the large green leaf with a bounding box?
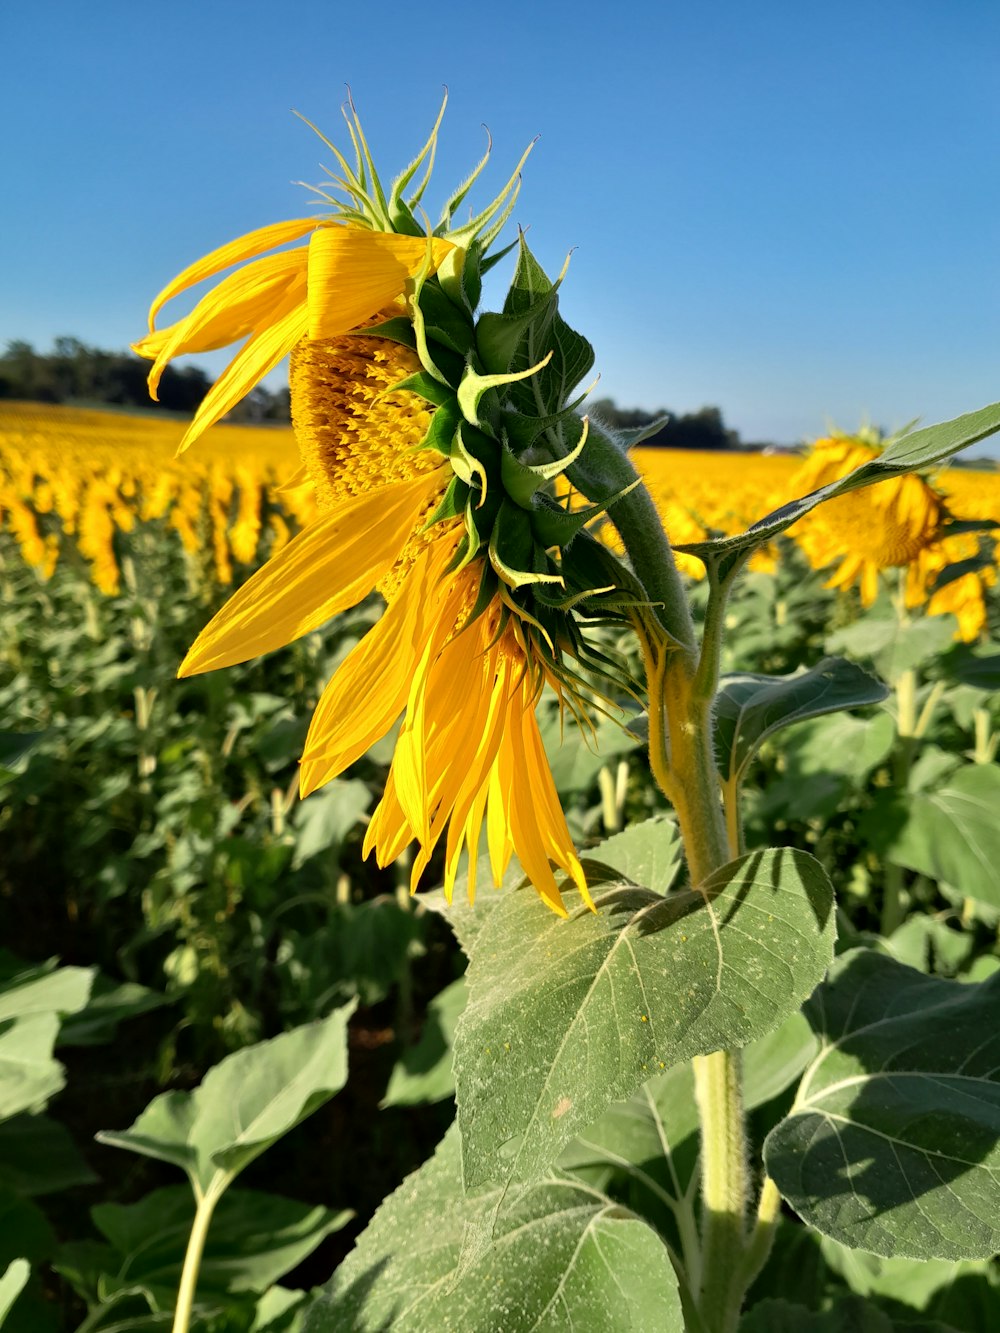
[90,1185,350,1303]
[559,1009,816,1194]
[97,1006,354,1194]
[0,963,93,1025]
[677,400,1000,577]
[765,949,1000,1260]
[305,1124,683,1333]
[874,763,1000,906]
[455,846,835,1188]
[0,1018,64,1121]
[583,815,684,895]
[715,657,888,783]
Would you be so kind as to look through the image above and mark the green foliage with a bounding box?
[306,1123,684,1333]
[97,1007,354,1195]
[453,833,835,1189]
[765,950,1000,1260]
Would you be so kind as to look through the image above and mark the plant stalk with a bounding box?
[172,1184,221,1333]
[641,616,757,1332]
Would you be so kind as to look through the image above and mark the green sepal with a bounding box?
[529,496,603,549]
[388,371,454,409]
[415,280,477,359]
[502,231,556,316]
[561,529,655,611]
[450,423,489,494]
[457,353,553,429]
[488,499,563,589]
[425,475,471,529]
[462,482,502,552]
[476,289,559,376]
[500,390,594,453]
[499,419,591,509]
[418,401,461,456]
[350,316,417,350]
[615,416,671,449]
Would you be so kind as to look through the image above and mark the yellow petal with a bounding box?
[149,218,317,330]
[137,250,308,400]
[178,472,440,675]
[175,288,308,453]
[298,538,452,795]
[307,224,454,339]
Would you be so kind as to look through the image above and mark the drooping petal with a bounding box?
[298,535,456,795]
[175,286,309,453]
[307,225,454,339]
[136,250,309,400]
[178,471,441,675]
[148,218,318,331]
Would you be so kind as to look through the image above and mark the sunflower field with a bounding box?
[5,95,1000,1333]
[3,393,1000,1332]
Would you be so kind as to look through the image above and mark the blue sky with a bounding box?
[3,0,998,446]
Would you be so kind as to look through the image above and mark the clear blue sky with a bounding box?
[3,0,998,446]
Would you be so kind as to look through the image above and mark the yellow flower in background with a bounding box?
[788,430,996,640]
[152,98,596,916]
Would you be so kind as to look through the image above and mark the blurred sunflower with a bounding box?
[137,97,626,915]
[788,429,996,640]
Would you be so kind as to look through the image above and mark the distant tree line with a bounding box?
[0,338,290,423]
[1,340,753,448]
[589,398,744,450]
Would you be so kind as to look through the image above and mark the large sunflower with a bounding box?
[136,99,628,915]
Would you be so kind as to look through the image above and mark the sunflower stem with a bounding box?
[641,606,754,1332]
[568,426,697,653]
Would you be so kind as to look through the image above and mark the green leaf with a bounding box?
[582,815,683,896]
[97,1006,354,1194]
[740,1296,949,1332]
[678,400,1000,577]
[0,963,93,1025]
[715,657,888,783]
[291,778,371,870]
[455,847,836,1188]
[0,1116,96,1195]
[0,1018,64,1120]
[873,763,1000,905]
[0,1188,55,1267]
[305,1124,683,1333]
[755,712,895,823]
[765,948,1000,1260]
[0,1260,29,1326]
[91,1185,351,1301]
[830,612,959,682]
[382,978,466,1108]
[942,647,1000,691]
[58,975,169,1047]
[560,1009,815,1182]
[819,1234,999,1326]
[536,708,643,798]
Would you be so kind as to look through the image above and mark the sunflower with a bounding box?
[788,429,995,639]
[137,98,631,915]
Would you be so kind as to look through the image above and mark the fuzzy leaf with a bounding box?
[765,949,1000,1260]
[455,845,836,1188]
[305,1124,683,1333]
